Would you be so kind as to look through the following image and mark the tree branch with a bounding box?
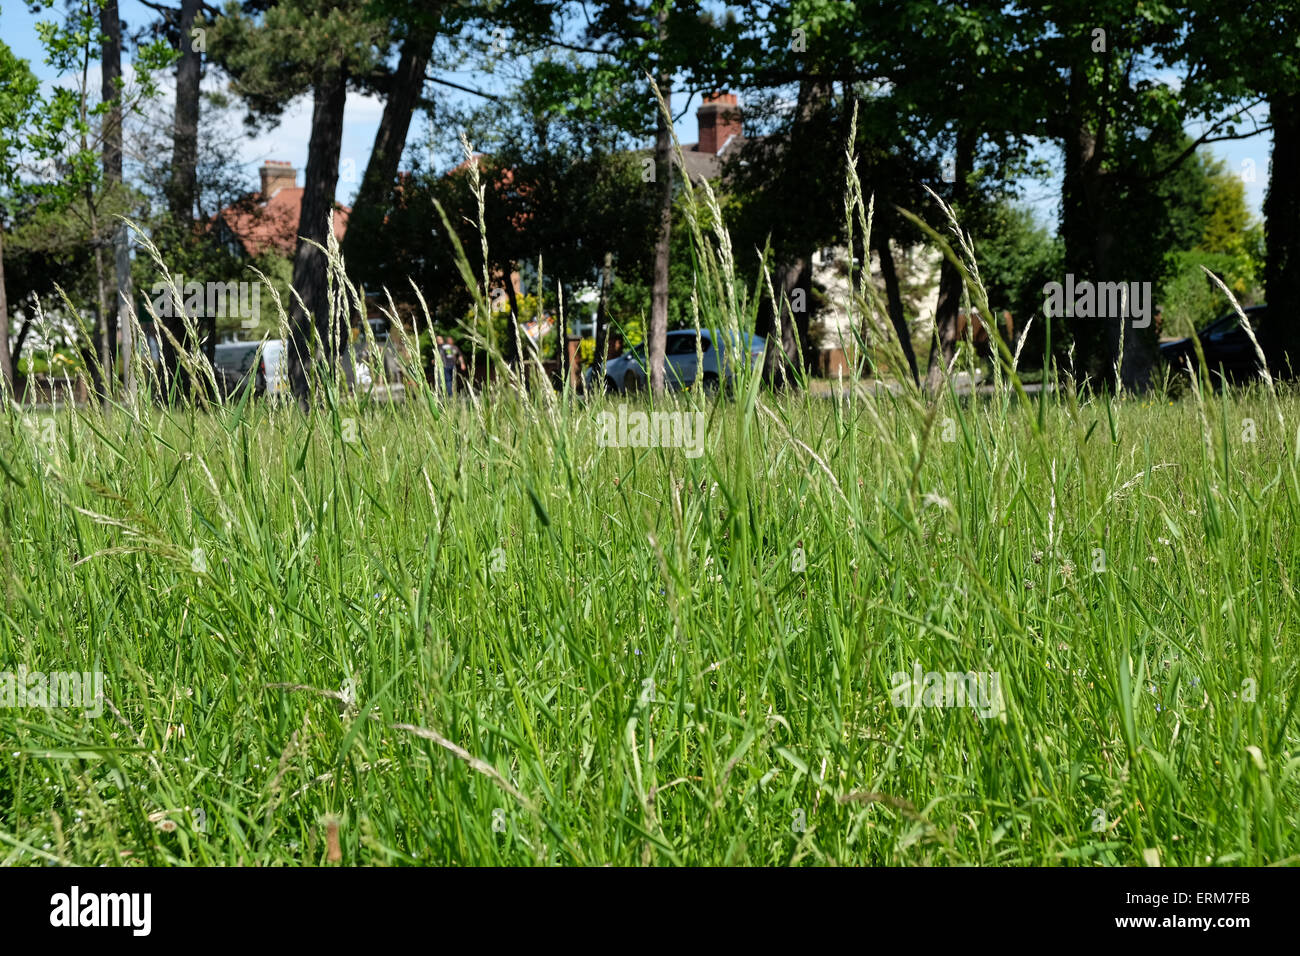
[1140,97,1271,183]
[134,0,176,16]
[424,74,501,101]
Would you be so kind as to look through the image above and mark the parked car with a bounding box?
[213,339,288,400]
[592,329,767,393]
[1159,305,1272,385]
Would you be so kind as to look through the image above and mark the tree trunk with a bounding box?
[925,248,964,393]
[1060,76,1097,383]
[1264,89,1300,376]
[100,0,123,184]
[1094,158,1152,391]
[504,267,522,363]
[100,0,127,402]
[924,129,975,393]
[114,227,133,400]
[12,315,32,399]
[88,201,110,403]
[92,249,109,400]
[1058,61,1153,392]
[169,0,201,223]
[595,249,613,362]
[154,0,203,398]
[768,79,831,388]
[648,7,672,396]
[771,256,806,387]
[874,228,919,386]
[0,228,12,395]
[288,67,348,405]
[341,35,431,267]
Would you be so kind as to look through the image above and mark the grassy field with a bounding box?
[3,146,1299,866]
[1,369,1299,866]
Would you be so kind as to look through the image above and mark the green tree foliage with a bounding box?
[2,3,171,395]
[361,145,654,340]
[1159,155,1266,337]
[1179,0,1300,370]
[0,38,48,390]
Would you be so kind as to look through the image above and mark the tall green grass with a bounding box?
[1,111,1298,867]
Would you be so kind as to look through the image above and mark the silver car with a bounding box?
[593,329,766,393]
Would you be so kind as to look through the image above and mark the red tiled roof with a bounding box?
[216,187,350,258]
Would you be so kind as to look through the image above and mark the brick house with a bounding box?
[214,161,350,258]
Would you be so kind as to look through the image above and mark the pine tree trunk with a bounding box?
[288,67,348,405]
[154,0,203,398]
[169,0,201,222]
[100,0,127,402]
[88,200,110,404]
[0,228,12,395]
[342,36,431,266]
[114,227,133,400]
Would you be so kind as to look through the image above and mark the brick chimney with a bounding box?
[697,92,742,155]
[259,161,296,197]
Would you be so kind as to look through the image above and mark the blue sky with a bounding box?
[2,1,1272,225]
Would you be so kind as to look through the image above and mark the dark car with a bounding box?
[1159,305,1276,385]
[213,341,267,399]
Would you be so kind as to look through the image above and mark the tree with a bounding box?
[725,78,844,385]
[1181,0,1300,375]
[128,0,222,394]
[0,41,45,393]
[210,1,389,403]
[708,1,1037,389]
[24,0,171,400]
[339,1,442,275]
[526,0,732,395]
[101,0,137,401]
[1159,153,1266,336]
[646,3,674,393]
[341,1,560,282]
[170,0,204,224]
[991,2,1270,389]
